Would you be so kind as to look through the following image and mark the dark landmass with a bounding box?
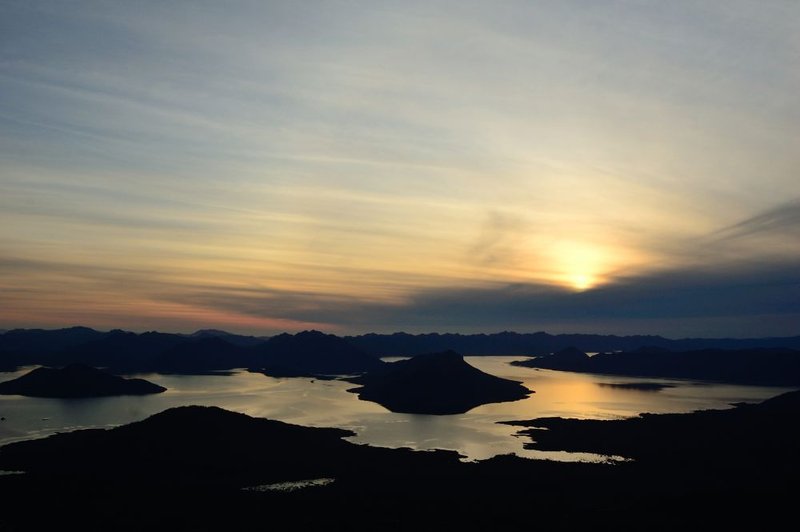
[149,336,253,374]
[3,327,800,380]
[0,406,364,483]
[537,346,590,365]
[346,350,531,414]
[1,391,799,531]
[0,328,379,376]
[597,382,675,391]
[512,346,800,385]
[0,327,800,370]
[503,389,800,463]
[251,330,384,377]
[0,364,166,398]
[0,326,107,367]
[347,330,800,356]
[185,329,269,347]
[58,329,190,372]
[0,326,105,353]
[2,327,800,392]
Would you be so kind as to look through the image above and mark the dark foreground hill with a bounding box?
[512,346,800,385]
[505,391,800,464]
[346,350,531,414]
[0,364,166,398]
[502,389,800,490]
[1,391,799,531]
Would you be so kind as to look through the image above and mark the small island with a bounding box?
[0,364,166,398]
[511,346,591,371]
[346,350,532,415]
[512,346,800,386]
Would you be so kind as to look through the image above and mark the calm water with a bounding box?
[0,357,793,461]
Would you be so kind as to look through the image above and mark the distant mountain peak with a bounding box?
[254,330,382,376]
[190,329,235,337]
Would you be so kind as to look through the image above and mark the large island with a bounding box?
[0,364,166,398]
[346,350,532,414]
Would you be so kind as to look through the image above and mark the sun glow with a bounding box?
[570,273,595,291]
[546,241,615,292]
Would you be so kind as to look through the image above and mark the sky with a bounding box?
[1,0,799,337]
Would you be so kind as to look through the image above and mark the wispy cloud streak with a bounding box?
[714,199,800,240]
[1,1,799,335]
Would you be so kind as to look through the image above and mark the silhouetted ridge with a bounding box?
[4,327,800,377]
[0,326,103,352]
[346,331,800,356]
[150,336,253,374]
[347,350,531,414]
[0,326,106,368]
[0,364,166,397]
[512,347,800,385]
[58,330,189,371]
[253,330,383,377]
[187,329,267,347]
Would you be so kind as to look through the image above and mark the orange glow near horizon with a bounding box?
[0,297,336,335]
[1,2,798,336]
[536,240,640,292]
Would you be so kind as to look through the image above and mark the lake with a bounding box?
[0,356,793,461]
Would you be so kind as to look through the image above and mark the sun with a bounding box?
[540,239,648,292]
[570,273,594,291]
[546,241,606,291]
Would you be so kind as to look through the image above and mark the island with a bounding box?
[346,350,532,414]
[0,364,166,398]
[512,346,800,386]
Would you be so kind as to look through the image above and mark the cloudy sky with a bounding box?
[1,1,798,337]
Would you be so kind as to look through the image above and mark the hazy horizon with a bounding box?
[3,323,800,341]
[2,1,798,337]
